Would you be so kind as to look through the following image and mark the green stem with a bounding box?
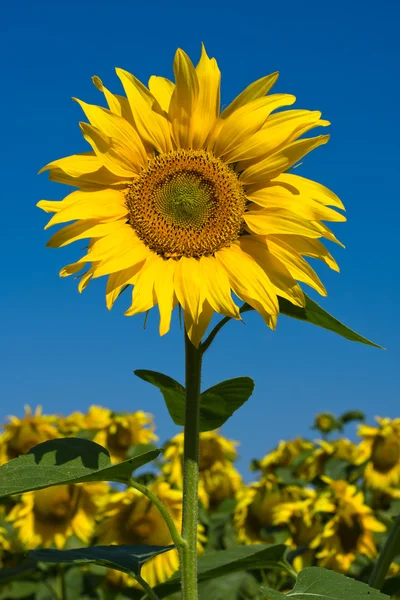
[369,514,400,589]
[136,572,162,600]
[59,566,67,600]
[179,331,203,600]
[200,303,253,355]
[128,477,185,550]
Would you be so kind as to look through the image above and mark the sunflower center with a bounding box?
[372,435,400,472]
[126,149,246,259]
[34,485,80,524]
[337,514,363,554]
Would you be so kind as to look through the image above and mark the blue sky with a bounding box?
[1,0,399,477]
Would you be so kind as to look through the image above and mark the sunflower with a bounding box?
[272,489,335,571]
[7,483,108,549]
[58,405,112,435]
[97,480,205,588]
[59,405,157,462]
[234,476,304,545]
[299,438,358,481]
[256,438,315,476]
[163,430,241,508]
[311,480,385,573]
[38,45,345,347]
[94,411,157,463]
[355,417,400,490]
[0,406,59,463]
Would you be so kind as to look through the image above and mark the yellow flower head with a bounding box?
[299,438,358,481]
[38,45,345,347]
[59,405,157,463]
[163,430,241,508]
[257,438,314,475]
[356,417,400,490]
[7,483,108,549]
[234,476,304,545]
[97,480,205,588]
[59,405,112,434]
[1,406,59,463]
[312,479,386,573]
[94,411,157,463]
[313,412,337,434]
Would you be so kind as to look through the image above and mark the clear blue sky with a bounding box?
[1,0,399,477]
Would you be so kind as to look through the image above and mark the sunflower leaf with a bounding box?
[260,567,389,599]
[134,370,254,431]
[0,438,161,498]
[242,295,382,347]
[152,544,291,598]
[28,544,174,579]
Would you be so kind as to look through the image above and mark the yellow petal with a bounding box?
[272,173,345,210]
[272,235,340,272]
[199,256,240,318]
[42,189,127,229]
[116,68,173,154]
[93,237,149,278]
[169,49,199,148]
[148,76,175,113]
[226,110,326,164]
[153,258,178,336]
[74,98,147,167]
[39,153,101,177]
[220,72,279,119]
[60,262,87,277]
[174,257,204,322]
[190,44,221,149]
[37,191,81,214]
[185,299,214,348]
[92,76,133,122]
[266,237,327,295]
[78,266,97,292]
[244,206,323,237]
[216,244,278,326]
[80,122,139,178]
[238,236,305,307]
[46,219,125,248]
[313,221,345,247]
[125,253,162,316]
[78,225,139,263]
[246,185,346,222]
[106,265,145,310]
[212,95,296,158]
[240,135,330,185]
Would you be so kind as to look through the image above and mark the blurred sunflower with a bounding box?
[0,406,59,463]
[59,405,157,462]
[356,418,400,490]
[234,476,304,544]
[299,438,358,481]
[163,431,241,508]
[58,405,112,435]
[313,412,338,434]
[256,438,314,476]
[97,480,205,588]
[94,411,157,463]
[7,483,107,549]
[273,489,335,571]
[38,45,345,347]
[311,480,385,573]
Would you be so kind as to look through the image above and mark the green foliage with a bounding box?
[152,544,291,599]
[260,567,389,599]
[134,370,254,431]
[0,438,161,498]
[29,545,174,578]
[242,294,382,347]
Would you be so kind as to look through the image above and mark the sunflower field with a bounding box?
[1,405,400,599]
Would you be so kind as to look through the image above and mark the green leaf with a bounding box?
[153,544,291,599]
[0,438,161,498]
[198,572,261,600]
[198,377,254,431]
[29,544,174,578]
[323,457,351,480]
[260,567,389,599]
[242,295,382,348]
[339,410,366,424]
[134,370,254,431]
[134,370,186,426]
